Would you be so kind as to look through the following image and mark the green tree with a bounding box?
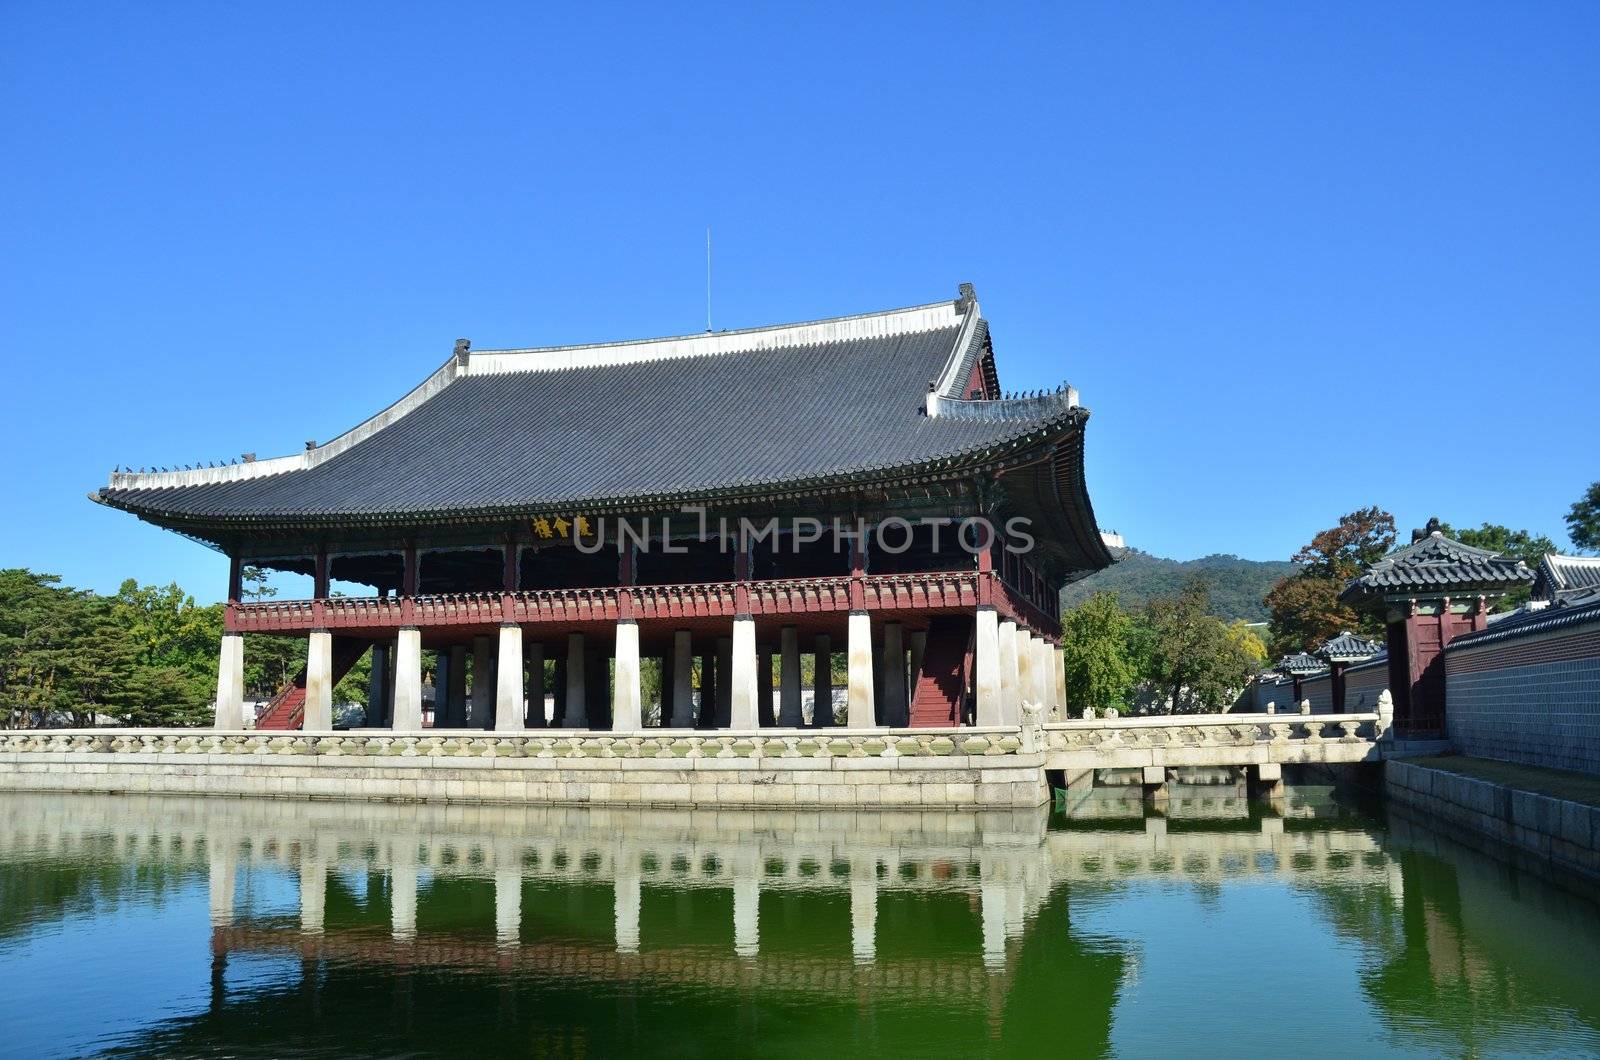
[1058,591,1137,717]
[1568,481,1600,554]
[1144,579,1258,713]
[1265,507,1395,656]
[1439,521,1556,609]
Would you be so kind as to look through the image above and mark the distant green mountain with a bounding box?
[1060,550,1298,623]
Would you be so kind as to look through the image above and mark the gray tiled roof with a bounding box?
[1339,531,1533,606]
[1446,588,1600,651]
[1315,631,1382,662]
[94,292,1110,571]
[1277,653,1325,676]
[1533,553,1600,602]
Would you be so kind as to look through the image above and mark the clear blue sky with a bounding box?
[3,2,1596,602]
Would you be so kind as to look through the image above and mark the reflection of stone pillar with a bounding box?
[975,607,1001,726]
[208,841,237,926]
[393,628,423,730]
[564,633,587,728]
[851,859,878,965]
[495,867,521,948]
[495,624,525,731]
[214,634,245,729]
[615,855,641,955]
[299,852,326,934]
[671,631,695,727]
[881,622,906,727]
[613,620,642,730]
[732,873,759,958]
[304,630,334,732]
[391,845,418,942]
[980,878,1007,969]
[470,635,494,727]
[847,612,875,728]
[779,626,802,726]
[997,620,1019,726]
[812,635,834,727]
[729,617,759,729]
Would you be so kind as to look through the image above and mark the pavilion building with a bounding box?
[94,285,1114,734]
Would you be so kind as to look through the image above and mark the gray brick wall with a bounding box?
[1447,623,1600,775]
[1301,673,1333,714]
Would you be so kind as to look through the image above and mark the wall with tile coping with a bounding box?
[1445,617,1600,774]
[1385,759,1600,881]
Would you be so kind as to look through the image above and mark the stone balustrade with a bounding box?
[1042,711,1388,770]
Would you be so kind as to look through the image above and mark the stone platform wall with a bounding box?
[0,729,1048,809]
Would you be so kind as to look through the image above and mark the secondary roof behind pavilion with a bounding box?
[93,284,1114,575]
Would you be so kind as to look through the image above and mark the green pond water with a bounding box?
[2,782,1599,1058]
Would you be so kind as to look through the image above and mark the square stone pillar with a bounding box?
[367,642,390,727]
[392,627,423,731]
[613,620,642,730]
[495,624,525,731]
[997,620,1019,726]
[304,630,334,733]
[214,633,245,730]
[778,626,803,726]
[729,617,759,729]
[715,636,734,727]
[974,607,1002,726]
[526,642,546,727]
[469,634,494,728]
[881,622,906,727]
[447,644,468,726]
[671,630,696,727]
[846,611,876,728]
[1053,644,1067,718]
[1016,630,1036,716]
[1036,639,1054,709]
[813,635,834,727]
[564,633,587,728]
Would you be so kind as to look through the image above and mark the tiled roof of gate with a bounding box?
[1277,653,1325,676]
[1339,531,1533,606]
[1534,553,1600,602]
[1315,631,1382,662]
[93,289,1099,535]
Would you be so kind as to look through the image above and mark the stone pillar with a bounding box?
[1036,639,1054,708]
[851,857,877,965]
[447,644,468,726]
[881,622,906,727]
[729,618,759,729]
[495,624,525,731]
[812,635,834,727]
[214,633,245,730]
[715,636,733,727]
[494,866,521,948]
[779,626,803,726]
[299,852,325,934]
[972,611,998,726]
[208,841,237,926]
[613,620,642,730]
[526,642,546,727]
[469,634,494,728]
[564,633,587,727]
[671,631,695,727]
[975,607,1001,726]
[392,627,423,731]
[1017,630,1036,716]
[758,646,775,727]
[732,872,759,958]
[390,843,417,942]
[367,642,390,727]
[1053,644,1067,718]
[304,629,334,732]
[615,854,641,955]
[847,612,876,728]
[997,619,1020,725]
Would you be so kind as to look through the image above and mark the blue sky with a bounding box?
[3,2,1596,601]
